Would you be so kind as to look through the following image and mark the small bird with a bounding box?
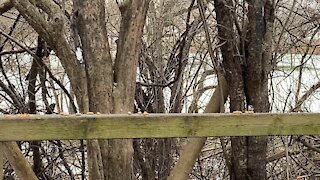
[45,103,56,114]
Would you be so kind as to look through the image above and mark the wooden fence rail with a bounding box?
[0,113,320,141]
[1,113,320,179]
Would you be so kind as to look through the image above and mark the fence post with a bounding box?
[0,142,3,180]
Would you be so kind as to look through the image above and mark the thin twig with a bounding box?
[0,30,77,113]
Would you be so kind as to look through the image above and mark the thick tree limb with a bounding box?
[10,0,51,38]
[10,0,84,110]
[4,142,38,180]
[0,0,12,14]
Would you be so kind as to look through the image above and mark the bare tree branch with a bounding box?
[0,0,13,14]
[298,137,320,153]
[0,29,78,113]
[0,47,36,56]
[4,141,38,180]
[291,81,320,112]
[10,0,84,111]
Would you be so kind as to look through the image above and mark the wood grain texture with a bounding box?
[0,113,319,141]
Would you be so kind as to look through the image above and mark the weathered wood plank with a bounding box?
[0,113,319,141]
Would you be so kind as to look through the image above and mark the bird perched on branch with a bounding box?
[45,103,56,114]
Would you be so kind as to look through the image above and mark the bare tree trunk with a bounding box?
[73,0,113,179]
[245,0,272,113]
[74,0,150,179]
[242,1,274,179]
[214,1,247,177]
[214,0,275,179]
[28,36,48,177]
[108,1,150,179]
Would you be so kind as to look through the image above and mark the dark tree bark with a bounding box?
[214,0,275,179]
[243,1,274,179]
[28,36,49,178]
[214,1,246,179]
